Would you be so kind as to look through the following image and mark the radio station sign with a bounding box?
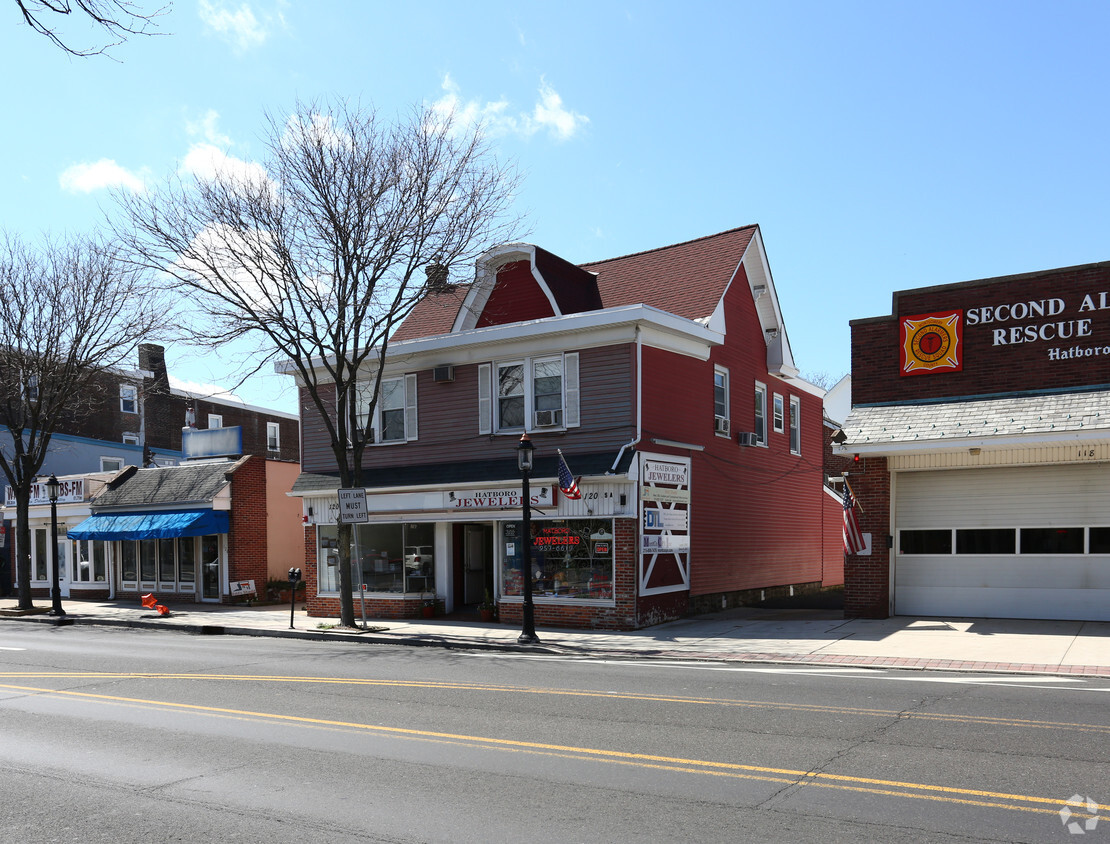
[445,486,554,509]
[5,478,85,507]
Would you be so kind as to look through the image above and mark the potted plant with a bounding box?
[478,589,497,623]
[421,597,436,618]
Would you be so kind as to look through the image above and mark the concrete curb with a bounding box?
[7,611,1109,678]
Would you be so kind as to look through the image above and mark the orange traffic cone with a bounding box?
[155,604,170,616]
[141,593,157,609]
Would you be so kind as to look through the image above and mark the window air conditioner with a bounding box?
[737,431,758,447]
[433,365,454,383]
[534,409,563,427]
[714,415,730,436]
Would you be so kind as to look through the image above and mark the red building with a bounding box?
[837,261,1110,621]
[289,226,843,629]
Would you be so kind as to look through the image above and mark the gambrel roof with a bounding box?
[390,225,797,377]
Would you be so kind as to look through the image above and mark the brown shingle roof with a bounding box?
[581,225,756,321]
[391,225,758,341]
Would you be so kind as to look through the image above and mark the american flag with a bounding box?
[557,450,582,499]
[842,483,865,556]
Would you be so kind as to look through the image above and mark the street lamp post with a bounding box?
[517,434,540,644]
[45,474,64,618]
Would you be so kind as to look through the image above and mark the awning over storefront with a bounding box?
[67,509,229,541]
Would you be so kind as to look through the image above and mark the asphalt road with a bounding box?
[0,623,1106,843]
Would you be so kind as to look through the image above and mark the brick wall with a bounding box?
[843,456,890,617]
[228,456,269,592]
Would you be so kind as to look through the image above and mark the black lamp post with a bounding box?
[517,434,540,644]
[45,474,65,618]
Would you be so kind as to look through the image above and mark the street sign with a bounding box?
[337,488,369,523]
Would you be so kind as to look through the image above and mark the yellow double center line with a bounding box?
[0,673,1105,821]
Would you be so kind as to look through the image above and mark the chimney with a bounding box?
[424,263,451,294]
[138,343,169,392]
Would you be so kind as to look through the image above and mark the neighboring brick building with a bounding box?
[29,342,299,478]
[286,226,843,629]
[836,261,1110,621]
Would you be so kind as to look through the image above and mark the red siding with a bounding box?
[475,260,556,327]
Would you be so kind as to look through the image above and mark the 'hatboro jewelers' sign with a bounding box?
[444,487,553,509]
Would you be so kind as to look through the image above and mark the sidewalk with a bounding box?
[2,598,1109,678]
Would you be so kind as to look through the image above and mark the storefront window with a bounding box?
[317,523,436,594]
[34,528,47,581]
[121,541,137,581]
[501,518,614,600]
[178,537,195,583]
[159,537,176,581]
[73,539,107,582]
[139,538,157,581]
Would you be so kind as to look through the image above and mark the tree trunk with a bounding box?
[14,489,33,610]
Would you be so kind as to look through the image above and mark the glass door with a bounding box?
[200,534,221,600]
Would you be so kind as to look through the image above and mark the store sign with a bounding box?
[642,534,690,553]
[900,311,963,376]
[5,478,85,507]
[444,487,553,509]
[644,508,688,531]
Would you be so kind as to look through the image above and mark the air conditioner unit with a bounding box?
[714,415,730,435]
[433,365,454,383]
[737,431,758,447]
[534,409,563,428]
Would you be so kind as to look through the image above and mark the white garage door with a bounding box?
[895,463,1110,620]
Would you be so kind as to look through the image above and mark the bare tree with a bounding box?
[0,231,168,608]
[115,99,523,626]
[13,0,167,57]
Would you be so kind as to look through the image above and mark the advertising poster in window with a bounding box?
[639,452,691,595]
[502,518,614,600]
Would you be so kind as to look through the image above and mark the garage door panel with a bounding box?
[895,463,1110,621]
[899,555,1110,590]
[896,586,1110,621]
[897,464,1110,528]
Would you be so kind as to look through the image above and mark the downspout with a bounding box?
[609,325,643,473]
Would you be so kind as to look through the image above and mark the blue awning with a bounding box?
[67,510,229,541]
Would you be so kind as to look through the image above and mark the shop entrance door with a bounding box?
[199,535,221,602]
[463,524,491,605]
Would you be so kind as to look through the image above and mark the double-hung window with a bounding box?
[354,373,418,444]
[208,414,223,429]
[789,395,801,454]
[266,421,280,455]
[479,352,579,434]
[120,384,138,414]
[754,382,767,445]
[713,366,729,436]
[772,393,785,433]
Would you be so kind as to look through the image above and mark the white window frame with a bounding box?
[773,392,785,434]
[119,384,138,414]
[713,366,730,436]
[355,373,418,445]
[789,395,801,455]
[122,434,139,445]
[100,456,124,472]
[754,382,768,446]
[266,421,281,454]
[479,352,580,434]
[208,414,223,429]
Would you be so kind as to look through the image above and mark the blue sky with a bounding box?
[5,1,1110,414]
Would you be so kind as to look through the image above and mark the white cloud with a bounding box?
[431,74,588,142]
[181,142,272,191]
[530,79,589,141]
[59,159,147,194]
[168,374,245,405]
[186,109,232,147]
[199,0,269,51]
